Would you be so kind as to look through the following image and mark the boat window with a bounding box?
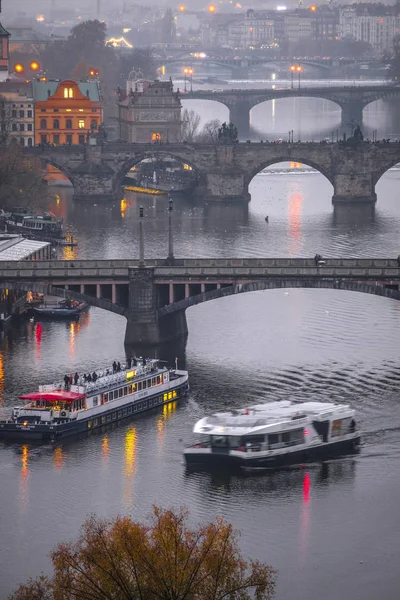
[133,404,138,412]
[138,403,142,410]
[119,388,123,398]
[106,414,111,422]
[118,410,122,418]
[331,418,352,437]
[143,400,147,409]
[93,418,98,427]
[163,393,168,401]
[93,397,98,407]
[142,380,147,390]
[88,421,92,429]
[157,375,162,384]
[104,393,108,403]
[112,412,116,419]
[132,383,137,392]
[152,377,156,386]
[123,409,127,416]
[128,406,132,414]
[128,385,132,394]
[282,428,304,446]
[138,382,142,391]
[101,416,106,424]
[173,390,177,398]
[268,434,280,447]
[149,399,153,407]
[123,387,128,396]
[168,391,173,400]
[211,435,228,447]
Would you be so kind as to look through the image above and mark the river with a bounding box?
[0,91,400,600]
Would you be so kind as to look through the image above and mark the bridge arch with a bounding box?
[246,156,334,187]
[35,156,75,186]
[113,150,207,190]
[158,279,400,318]
[3,282,127,317]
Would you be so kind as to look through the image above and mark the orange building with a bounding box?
[32,79,102,146]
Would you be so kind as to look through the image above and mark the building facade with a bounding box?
[0,81,35,146]
[339,7,400,53]
[117,78,182,143]
[32,79,102,146]
[0,22,10,82]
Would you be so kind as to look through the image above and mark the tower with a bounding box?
[0,21,10,82]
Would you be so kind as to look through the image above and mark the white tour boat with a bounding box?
[184,400,360,469]
[0,358,189,442]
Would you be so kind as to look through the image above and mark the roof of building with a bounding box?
[7,27,49,42]
[0,235,50,260]
[0,22,10,37]
[31,80,100,102]
[0,81,32,97]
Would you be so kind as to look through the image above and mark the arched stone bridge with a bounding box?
[187,85,400,138]
[1,257,400,345]
[25,140,400,203]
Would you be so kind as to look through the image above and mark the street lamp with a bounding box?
[167,197,174,264]
[296,64,303,89]
[183,67,189,92]
[187,67,193,92]
[290,65,296,89]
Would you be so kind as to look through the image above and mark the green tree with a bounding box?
[9,506,276,600]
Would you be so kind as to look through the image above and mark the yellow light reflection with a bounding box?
[53,446,65,470]
[102,435,110,462]
[288,191,303,254]
[18,444,30,514]
[123,427,137,508]
[21,445,29,481]
[62,243,78,261]
[124,427,137,479]
[69,321,75,358]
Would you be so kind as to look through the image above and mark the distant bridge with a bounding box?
[186,84,400,137]
[2,258,400,345]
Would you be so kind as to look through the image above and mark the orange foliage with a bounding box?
[9,506,276,600]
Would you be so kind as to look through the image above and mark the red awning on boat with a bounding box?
[19,391,86,403]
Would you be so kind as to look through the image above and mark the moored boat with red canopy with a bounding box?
[0,358,189,442]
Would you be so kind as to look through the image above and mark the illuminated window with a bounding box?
[152,132,161,142]
[63,87,73,98]
[78,119,85,129]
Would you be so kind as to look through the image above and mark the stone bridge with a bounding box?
[25,141,400,204]
[188,85,400,138]
[1,258,400,346]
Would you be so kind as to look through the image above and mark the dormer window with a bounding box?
[63,87,73,98]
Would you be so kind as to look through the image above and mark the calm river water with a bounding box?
[1,93,400,599]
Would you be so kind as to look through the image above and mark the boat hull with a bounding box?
[184,435,361,470]
[33,304,87,318]
[0,378,189,442]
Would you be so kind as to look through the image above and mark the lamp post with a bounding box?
[188,67,193,92]
[183,67,189,93]
[296,64,302,89]
[290,65,296,89]
[167,197,174,264]
[139,205,144,267]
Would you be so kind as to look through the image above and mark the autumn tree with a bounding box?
[181,108,201,142]
[9,506,276,600]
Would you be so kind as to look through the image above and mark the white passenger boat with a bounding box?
[184,401,360,469]
[0,358,189,442]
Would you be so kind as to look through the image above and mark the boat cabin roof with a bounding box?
[193,401,354,436]
[19,391,85,403]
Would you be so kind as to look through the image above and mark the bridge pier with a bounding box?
[332,173,376,204]
[72,143,121,202]
[340,100,364,132]
[229,101,251,140]
[125,267,187,346]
